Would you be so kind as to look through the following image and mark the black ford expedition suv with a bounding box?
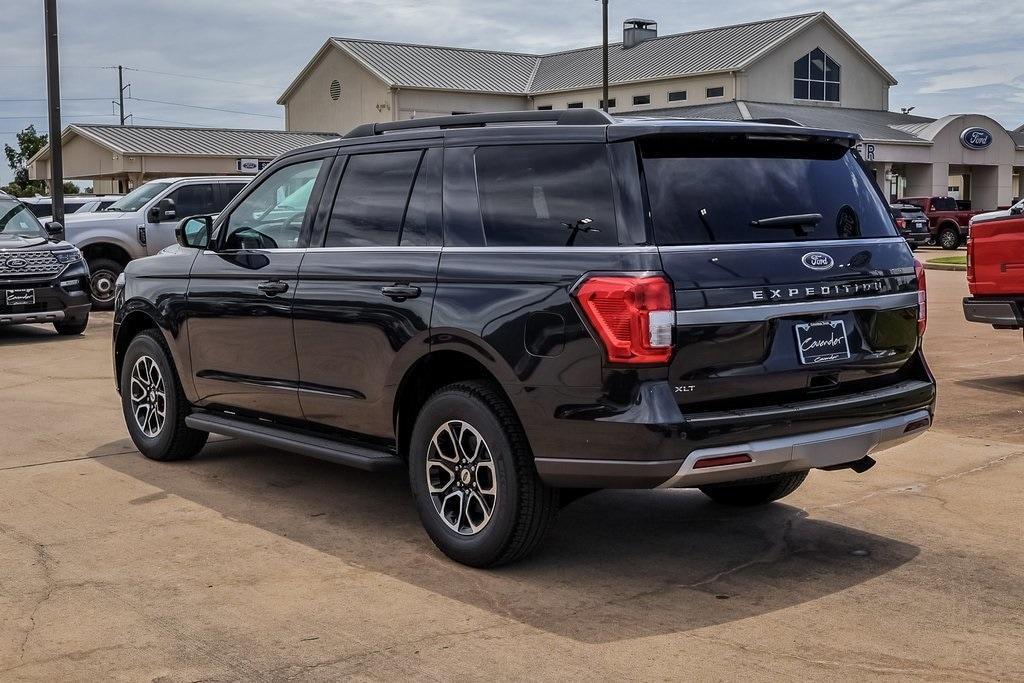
[1,191,91,334]
[113,110,935,566]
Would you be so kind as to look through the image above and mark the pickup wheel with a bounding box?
[120,329,208,462]
[409,381,559,567]
[938,225,961,250]
[699,471,808,507]
[86,257,123,310]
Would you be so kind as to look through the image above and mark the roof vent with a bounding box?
[623,18,657,49]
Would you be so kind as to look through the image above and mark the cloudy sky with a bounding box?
[2,0,1021,184]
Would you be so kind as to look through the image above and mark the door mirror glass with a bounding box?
[176,215,212,249]
[43,220,63,238]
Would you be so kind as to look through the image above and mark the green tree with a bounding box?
[2,125,49,197]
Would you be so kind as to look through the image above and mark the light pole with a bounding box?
[44,0,64,231]
[599,0,609,112]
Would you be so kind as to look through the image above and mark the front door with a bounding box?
[293,146,442,438]
[185,155,332,419]
[146,182,246,255]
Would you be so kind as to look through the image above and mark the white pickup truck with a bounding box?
[63,176,249,308]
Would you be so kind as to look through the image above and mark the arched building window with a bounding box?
[794,48,840,102]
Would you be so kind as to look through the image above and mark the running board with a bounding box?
[185,412,402,472]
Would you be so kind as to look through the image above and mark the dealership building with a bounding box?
[278,11,1024,209]
[27,11,1024,209]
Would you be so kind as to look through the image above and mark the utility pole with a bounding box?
[44,0,64,231]
[118,65,126,125]
[600,0,609,112]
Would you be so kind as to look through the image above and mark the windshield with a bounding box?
[104,182,171,212]
[641,137,897,245]
[0,198,46,238]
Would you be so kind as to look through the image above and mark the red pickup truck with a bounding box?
[900,196,978,250]
[963,214,1024,331]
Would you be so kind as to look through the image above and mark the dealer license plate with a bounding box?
[795,320,851,365]
[5,289,35,306]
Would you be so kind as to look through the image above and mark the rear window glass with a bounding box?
[641,137,897,245]
[931,197,958,211]
[475,144,617,247]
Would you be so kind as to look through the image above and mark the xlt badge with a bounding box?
[801,252,834,271]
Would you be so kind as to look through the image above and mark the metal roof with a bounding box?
[282,12,894,99]
[333,38,539,94]
[619,101,938,143]
[530,13,820,92]
[64,124,337,157]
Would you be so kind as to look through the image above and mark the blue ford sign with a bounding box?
[960,127,993,150]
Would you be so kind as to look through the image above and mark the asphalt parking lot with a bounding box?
[1,264,1022,681]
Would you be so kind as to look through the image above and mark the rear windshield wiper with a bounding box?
[749,213,821,237]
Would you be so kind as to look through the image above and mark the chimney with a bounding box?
[623,18,657,49]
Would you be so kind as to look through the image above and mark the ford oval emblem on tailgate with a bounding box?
[801,252,834,271]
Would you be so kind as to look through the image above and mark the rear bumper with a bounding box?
[530,374,935,489]
[902,231,930,246]
[656,409,930,488]
[963,297,1023,328]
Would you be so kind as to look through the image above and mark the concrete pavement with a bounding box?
[1,268,1022,681]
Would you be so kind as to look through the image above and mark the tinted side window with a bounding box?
[168,184,216,218]
[475,144,617,247]
[401,148,442,246]
[28,203,50,217]
[326,151,421,247]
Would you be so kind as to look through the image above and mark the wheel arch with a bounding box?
[392,349,520,461]
[80,241,132,267]
[114,309,162,390]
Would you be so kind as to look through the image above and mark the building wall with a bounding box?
[284,46,392,134]
[397,89,527,119]
[740,21,890,110]
[531,73,735,112]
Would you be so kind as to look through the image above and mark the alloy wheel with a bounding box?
[129,355,167,438]
[425,420,498,535]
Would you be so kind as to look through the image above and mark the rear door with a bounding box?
[639,134,922,412]
[292,144,442,439]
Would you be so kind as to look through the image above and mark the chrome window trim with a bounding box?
[675,291,919,325]
[442,246,659,253]
[656,237,905,253]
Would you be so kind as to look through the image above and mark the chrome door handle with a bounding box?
[257,280,289,296]
[380,285,421,301]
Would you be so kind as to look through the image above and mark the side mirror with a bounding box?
[175,215,212,249]
[150,197,176,223]
[43,221,64,239]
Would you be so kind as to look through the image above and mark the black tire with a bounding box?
[120,329,208,462]
[938,225,961,250]
[86,257,123,310]
[409,381,558,567]
[54,313,89,335]
[699,471,808,507]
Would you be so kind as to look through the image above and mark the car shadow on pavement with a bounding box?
[97,437,919,644]
[956,375,1024,398]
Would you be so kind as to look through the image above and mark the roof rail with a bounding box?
[344,109,616,138]
[748,117,804,126]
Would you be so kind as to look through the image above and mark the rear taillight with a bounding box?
[914,258,927,336]
[895,218,907,230]
[574,274,674,364]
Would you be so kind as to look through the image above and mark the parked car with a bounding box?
[963,212,1024,334]
[0,191,91,334]
[22,194,122,219]
[62,177,249,309]
[898,196,978,250]
[112,110,935,567]
[889,203,930,249]
[970,198,1024,226]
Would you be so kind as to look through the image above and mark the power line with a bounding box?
[0,97,111,102]
[127,96,279,119]
[0,113,115,119]
[123,67,277,90]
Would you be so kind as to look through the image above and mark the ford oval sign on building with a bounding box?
[960,127,993,150]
